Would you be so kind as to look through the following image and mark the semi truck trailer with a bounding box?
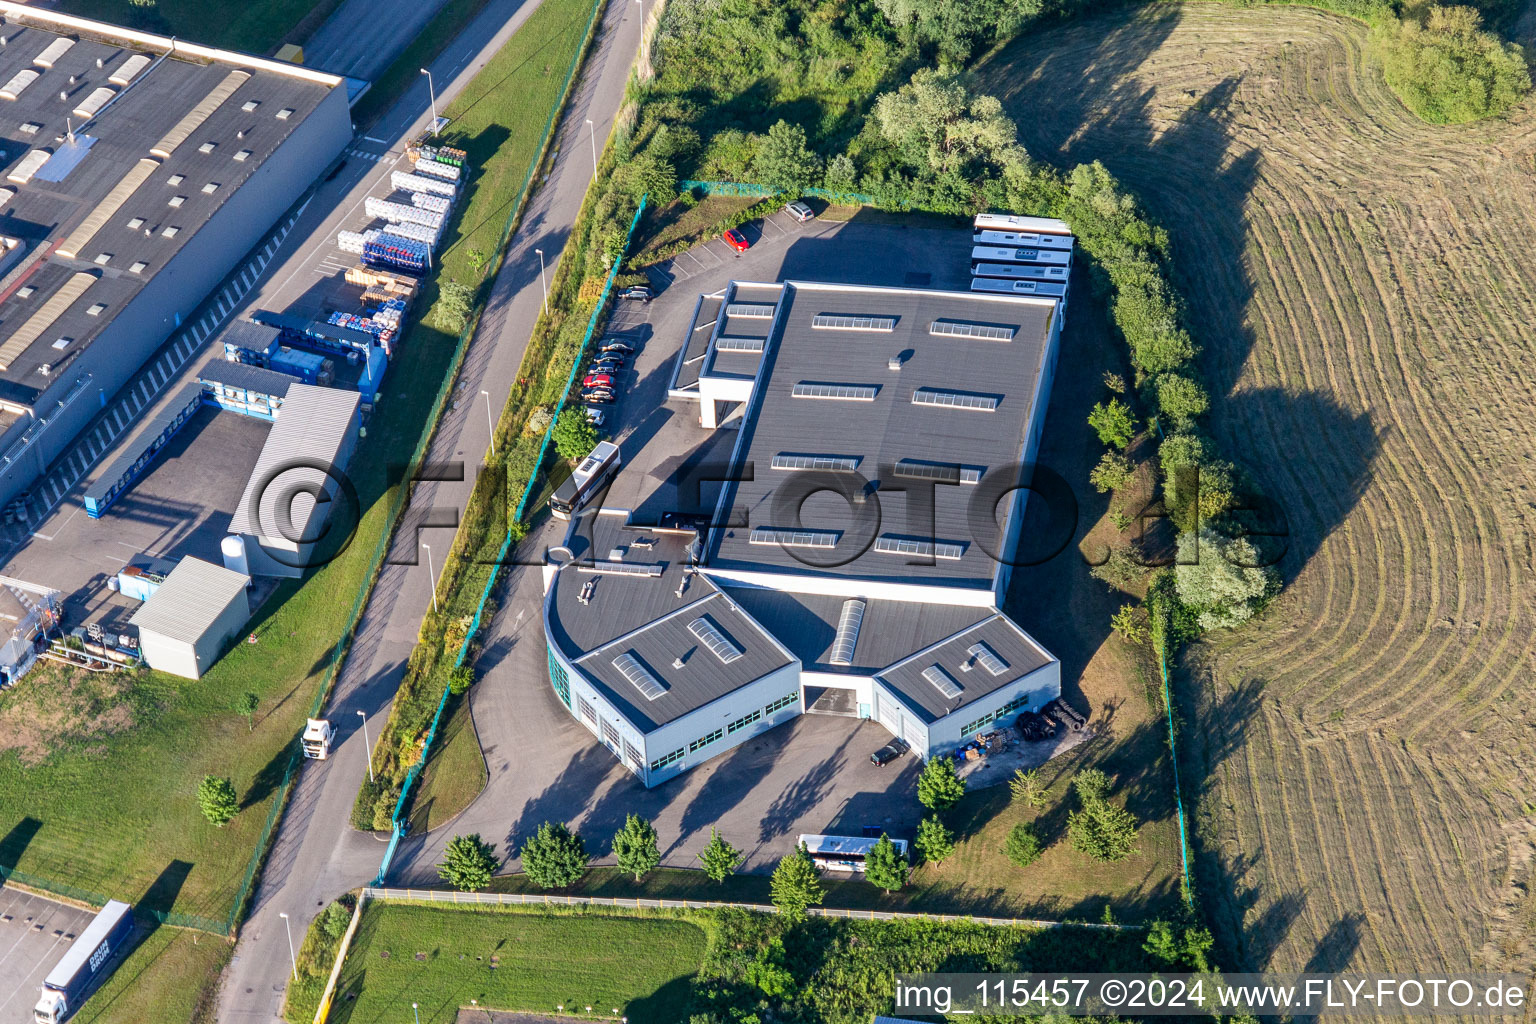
[33,900,134,1024]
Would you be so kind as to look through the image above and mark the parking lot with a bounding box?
[0,888,98,1024]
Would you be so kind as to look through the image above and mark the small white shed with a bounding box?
[128,557,250,679]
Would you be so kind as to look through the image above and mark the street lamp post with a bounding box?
[534,248,548,315]
[278,912,297,981]
[420,69,438,135]
[356,709,373,783]
[412,1003,420,1024]
[480,389,496,456]
[584,118,598,177]
[421,544,438,614]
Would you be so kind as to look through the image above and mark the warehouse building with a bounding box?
[545,280,1066,787]
[128,555,249,678]
[0,3,351,508]
[224,383,360,578]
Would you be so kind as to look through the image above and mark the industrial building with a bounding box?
[128,555,249,678]
[544,278,1067,787]
[0,3,351,509]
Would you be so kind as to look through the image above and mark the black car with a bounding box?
[870,738,909,767]
[581,388,616,404]
[589,356,625,371]
[618,285,654,302]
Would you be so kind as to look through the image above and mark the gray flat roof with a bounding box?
[197,358,300,397]
[227,383,358,538]
[128,555,248,643]
[0,17,336,401]
[720,585,990,674]
[669,290,723,393]
[551,511,792,730]
[705,281,1057,589]
[876,613,1055,723]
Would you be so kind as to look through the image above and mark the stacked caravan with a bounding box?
[969,213,1073,316]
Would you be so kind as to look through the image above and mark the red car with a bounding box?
[722,228,750,253]
[583,373,614,389]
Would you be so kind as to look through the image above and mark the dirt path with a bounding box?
[979,1,1536,976]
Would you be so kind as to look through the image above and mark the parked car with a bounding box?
[618,285,654,302]
[870,738,909,767]
[581,389,615,404]
[585,408,606,426]
[589,354,625,369]
[722,228,750,253]
[785,200,814,222]
[600,340,635,354]
[583,373,615,389]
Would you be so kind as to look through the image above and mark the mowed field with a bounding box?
[980,2,1536,976]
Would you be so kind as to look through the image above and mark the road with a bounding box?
[303,0,457,82]
[216,0,647,1020]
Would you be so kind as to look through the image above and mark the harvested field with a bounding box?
[980,1,1536,976]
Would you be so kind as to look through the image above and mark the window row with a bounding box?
[689,728,724,753]
[649,747,684,772]
[765,692,799,715]
[727,708,762,734]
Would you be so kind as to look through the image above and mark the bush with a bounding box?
[520,821,589,888]
[1003,822,1042,867]
[1373,3,1531,123]
[1154,373,1209,430]
[1089,452,1133,493]
[438,833,498,891]
[319,901,351,940]
[551,406,600,461]
[447,665,474,695]
[435,282,475,335]
[197,775,238,826]
[1174,528,1279,631]
[1088,398,1136,450]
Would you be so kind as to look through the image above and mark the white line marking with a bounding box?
[363,135,388,144]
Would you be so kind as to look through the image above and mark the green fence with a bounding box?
[369,0,613,888]
[680,179,876,206]
[0,864,227,933]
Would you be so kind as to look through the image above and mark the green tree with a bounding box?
[1066,772,1140,863]
[1088,398,1136,449]
[699,827,743,882]
[753,119,820,195]
[435,281,474,334]
[871,68,1026,179]
[1089,452,1133,493]
[914,816,955,866]
[232,691,258,732]
[1373,2,1530,123]
[874,0,1043,61]
[1144,919,1216,971]
[863,833,909,893]
[1003,822,1042,867]
[916,755,966,811]
[744,938,796,997]
[197,775,238,826]
[611,813,661,882]
[1110,604,1148,645]
[1174,529,1279,631]
[1008,767,1047,809]
[1154,373,1209,430]
[448,665,474,695]
[520,821,589,889]
[438,833,498,892]
[823,152,858,194]
[770,843,825,921]
[552,406,600,461]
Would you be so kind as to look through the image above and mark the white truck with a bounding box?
[34,900,133,1023]
[301,718,335,759]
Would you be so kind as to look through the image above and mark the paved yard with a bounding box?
[0,888,99,1024]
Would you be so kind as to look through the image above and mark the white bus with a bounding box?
[971,278,1069,300]
[798,833,909,873]
[974,212,1072,236]
[974,229,1074,251]
[970,245,1072,267]
[971,262,1073,283]
[550,440,622,520]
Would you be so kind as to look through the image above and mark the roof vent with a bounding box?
[608,547,624,561]
[672,657,685,670]
[887,354,902,371]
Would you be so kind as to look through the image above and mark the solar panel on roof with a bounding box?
[967,642,1010,676]
[810,314,896,332]
[771,453,860,472]
[749,527,838,549]
[716,336,765,352]
[725,302,777,318]
[613,652,667,700]
[873,535,966,560]
[792,382,878,401]
[922,665,964,699]
[689,616,744,664]
[829,599,865,666]
[929,320,1015,341]
[911,388,999,412]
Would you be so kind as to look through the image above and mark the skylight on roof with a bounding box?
[16,286,33,298]
[50,337,71,350]
[242,100,260,113]
[930,320,1015,341]
[168,196,185,208]
[811,314,896,332]
[234,149,251,162]
[161,226,179,238]
[873,535,966,560]
[126,217,144,229]
[93,253,111,265]
[198,141,217,154]
[167,174,184,186]
[894,458,982,485]
[922,664,964,699]
[86,303,106,317]
[966,641,1009,676]
[771,453,860,472]
[276,108,294,120]
[792,381,877,401]
[749,527,839,549]
[725,302,776,318]
[613,652,666,700]
[829,598,865,666]
[689,616,744,664]
[202,182,220,194]
[715,335,765,353]
[911,388,999,412]
[129,261,146,274]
